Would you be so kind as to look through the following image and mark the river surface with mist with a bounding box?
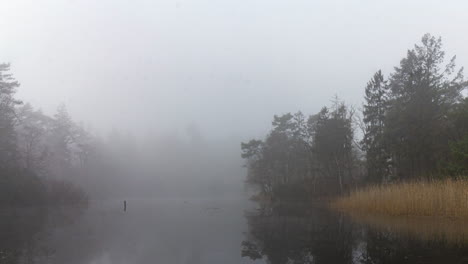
[4,198,468,264]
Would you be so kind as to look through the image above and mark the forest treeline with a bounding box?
[0,62,244,205]
[0,63,152,206]
[241,34,468,201]
[0,63,92,206]
[0,63,166,206]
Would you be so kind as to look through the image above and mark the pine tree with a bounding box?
[312,100,355,194]
[386,34,467,178]
[362,70,390,182]
[0,63,21,168]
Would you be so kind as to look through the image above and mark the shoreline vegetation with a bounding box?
[0,62,91,208]
[332,178,468,219]
[241,34,468,221]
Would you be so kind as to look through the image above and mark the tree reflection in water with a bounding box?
[242,204,354,264]
[0,208,48,263]
[0,207,85,264]
[242,203,468,264]
[4,202,468,263]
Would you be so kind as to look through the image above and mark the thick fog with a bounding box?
[1,0,468,198]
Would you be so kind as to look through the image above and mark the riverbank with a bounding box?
[332,178,468,219]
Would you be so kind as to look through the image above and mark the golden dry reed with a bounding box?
[332,179,468,219]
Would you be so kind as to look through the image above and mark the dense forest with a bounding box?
[0,62,93,206]
[241,34,468,201]
[0,63,157,206]
[0,63,243,206]
[2,34,468,206]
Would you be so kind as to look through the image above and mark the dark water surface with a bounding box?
[2,199,468,264]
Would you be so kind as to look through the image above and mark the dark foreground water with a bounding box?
[2,198,468,264]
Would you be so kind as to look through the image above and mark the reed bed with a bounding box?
[332,179,468,219]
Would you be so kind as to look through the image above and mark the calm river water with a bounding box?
[2,198,468,264]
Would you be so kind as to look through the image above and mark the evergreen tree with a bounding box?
[16,103,52,172]
[0,63,21,168]
[362,70,391,182]
[386,34,467,178]
[312,101,355,194]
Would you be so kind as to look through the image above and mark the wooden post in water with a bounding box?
[124,200,127,212]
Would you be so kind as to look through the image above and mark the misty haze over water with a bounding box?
[1,0,468,263]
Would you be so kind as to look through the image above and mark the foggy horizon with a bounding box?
[3,0,468,141]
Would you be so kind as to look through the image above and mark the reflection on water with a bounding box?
[348,213,468,245]
[0,199,255,264]
[0,208,46,263]
[0,207,85,263]
[243,203,468,264]
[4,200,468,263]
[242,204,355,264]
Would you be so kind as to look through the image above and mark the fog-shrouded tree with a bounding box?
[311,99,356,194]
[241,34,467,200]
[0,63,22,168]
[241,139,269,194]
[241,100,359,198]
[48,104,75,178]
[445,98,468,176]
[241,112,314,200]
[16,103,52,173]
[362,70,391,182]
[0,64,45,206]
[449,97,468,140]
[386,34,467,179]
[73,123,94,168]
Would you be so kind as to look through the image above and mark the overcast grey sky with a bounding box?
[1,0,467,140]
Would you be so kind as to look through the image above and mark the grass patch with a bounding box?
[332,178,468,219]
